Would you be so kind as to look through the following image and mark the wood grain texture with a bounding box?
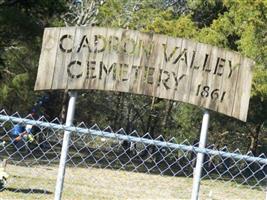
[151,34,168,99]
[187,43,212,108]
[232,57,254,121]
[217,50,241,118]
[51,27,76,89]
[34,28,60,90]
[174,38,197,103]
[68,27,90,90]
[35,26,254,121]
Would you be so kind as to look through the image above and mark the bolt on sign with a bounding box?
[35,26,254,121]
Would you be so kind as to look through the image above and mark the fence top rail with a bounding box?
[0,113,266,165]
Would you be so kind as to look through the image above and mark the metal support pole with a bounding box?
[54,91,77,200]
[191,110,210,200]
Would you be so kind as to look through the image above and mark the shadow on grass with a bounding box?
[6,188,53,195]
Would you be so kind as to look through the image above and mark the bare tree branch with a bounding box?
[63,0,106,27]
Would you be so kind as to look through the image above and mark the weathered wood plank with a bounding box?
[113,29,137,93]
[158,36,183,100]
[86,27,108,90]
[204,46,225,111]
[68,27,91,90]
[51,27,77,89]
[187,43,213,109]
[173,38,197,103]
[153,35,169,99]
[128,31,153,95]
[232,57,254,121]
[217,50,241,117]
[35,26,254,121]
[34,28,60,90]
[133,32,157,97]
[97,27,121,92]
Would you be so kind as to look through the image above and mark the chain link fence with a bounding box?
[0,110,266,200]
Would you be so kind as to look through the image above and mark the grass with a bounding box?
[0,164,264,200]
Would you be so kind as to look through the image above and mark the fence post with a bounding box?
[191,110,210,200]
[54,91,77,200]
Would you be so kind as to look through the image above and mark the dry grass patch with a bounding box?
[0,165,264,200]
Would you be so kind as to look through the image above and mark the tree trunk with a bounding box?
[60,90,69,123]
[125,102,133,133]
[113,93,123,130]
[146,97,161,138]
[161,100,173,135]
[248,122,264,155]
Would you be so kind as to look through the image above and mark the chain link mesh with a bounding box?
[0,110,266,199]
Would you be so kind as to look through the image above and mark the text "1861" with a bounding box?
[196,84,226,102]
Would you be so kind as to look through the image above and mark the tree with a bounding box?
[0,0,66,114]
[95,0,267,153]
[0,0,266,154]
[194,0,267,154]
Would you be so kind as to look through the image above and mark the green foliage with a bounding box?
[97,0,123,27]
[252,66,267,100]
[223,0,267,64]
[0,85,10,102]
[146,15,198,38]
[98,0,165,29]
[171,104,202,142]
[0,0,266,153]
[0,0,67,113]
[196,15,234,48]
[98,0,267,152]
[187,0,226,27]
[12,73,29,89]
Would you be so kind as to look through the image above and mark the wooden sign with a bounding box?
[35,27,254,121]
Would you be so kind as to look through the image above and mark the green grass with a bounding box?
[0,164,264,200]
